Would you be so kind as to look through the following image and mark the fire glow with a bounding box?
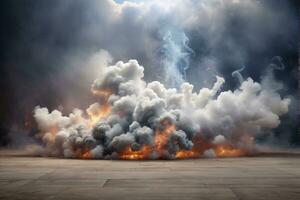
[118,121,246,160]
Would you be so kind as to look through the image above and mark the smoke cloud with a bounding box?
[32,59,290,159]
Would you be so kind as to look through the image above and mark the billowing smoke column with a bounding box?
[33,60,290,159]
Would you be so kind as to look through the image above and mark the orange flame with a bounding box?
[214,145,245,158]
[43,126,59,143]
[119,119,176,160]
[117,120,247,160]
[175,136,210,159]
[87,103,110,128]
[73,149,92,159]
[119,146,153,160]
[81,151,92,159]
[175,150,200,159]
[154,120,176,155]
[87,89,112,128]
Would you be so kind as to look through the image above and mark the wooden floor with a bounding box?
[0,150,300,200]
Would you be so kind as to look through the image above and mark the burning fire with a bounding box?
[81,151,92,159]
[73,148,93,159]
[120,146,153,160]
[119,120,177,160]
[175,150,200,159]
[37,107,247,160]
[87,89,111,128]
[118,129,247,160]
[87,103,110,128]
[214,145,245,158]
[154,120,176,155]
[118,120,246,160]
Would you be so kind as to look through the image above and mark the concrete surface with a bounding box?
[0,150,300,200]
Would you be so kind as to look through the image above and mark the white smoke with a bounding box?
[159,29,194,88]
[32,59,290,159]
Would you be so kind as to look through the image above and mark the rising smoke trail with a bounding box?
[232,66,245,85]
[160,29,194,88]
[32,59,290,160]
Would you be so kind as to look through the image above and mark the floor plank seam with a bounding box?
[229,187,242,200]
[102,179,109,187]
[21,169,56,187]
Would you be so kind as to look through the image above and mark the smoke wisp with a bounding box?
[160,29,194,88]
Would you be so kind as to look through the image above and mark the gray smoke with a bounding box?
[32,59,290,159]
